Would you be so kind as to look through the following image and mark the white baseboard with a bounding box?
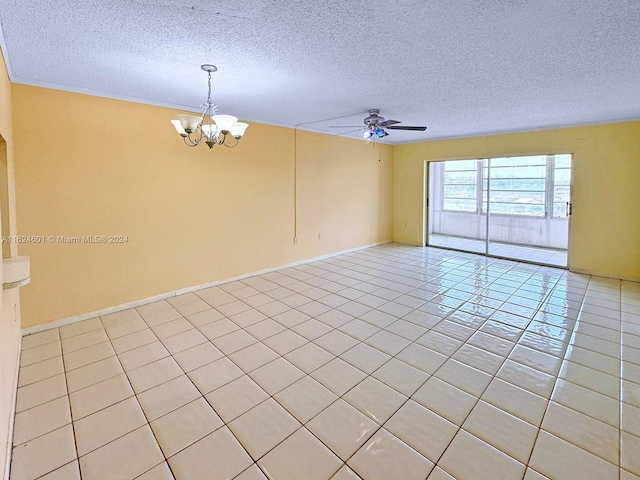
[569,266,640,283]
[22,240,392,336]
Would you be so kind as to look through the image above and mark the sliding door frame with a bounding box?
[425,153,574,269]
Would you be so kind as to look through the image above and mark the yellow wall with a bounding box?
[12,85,393,328]
[296,133,393,253]
[0,48,22,478]
[393,122,640,280]
[10,82,640,331]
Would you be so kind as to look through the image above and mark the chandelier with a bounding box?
[171,64,248,149]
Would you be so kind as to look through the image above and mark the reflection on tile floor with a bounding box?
[429,234,568,267]
[11,243,640,480]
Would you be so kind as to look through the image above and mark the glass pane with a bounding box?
[489,203,545,216]
[443,160,477,213]
[490,165,547,178]
[443,198,477,212]
[444,160,478,171]
[554,169,571,184]
[553,202,569,217]
[444,185,476,197]
[555,154,572,168]
[429,161,487,254]
[489,191,546,205]
[553,154,571,218]
[491,156,547,168]
[444,171,476,184]
[488,155,546,218]
[554,185,570,203]
[490,178,546,191]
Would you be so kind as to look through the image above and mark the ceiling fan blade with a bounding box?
[387,125,427,131]
[382,120,401,126]
[329,125,363,128]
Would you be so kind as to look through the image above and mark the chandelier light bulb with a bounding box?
[171,120,188,137]
[230,122,249,139]
[211,114,239,134]
[177,114,201,134]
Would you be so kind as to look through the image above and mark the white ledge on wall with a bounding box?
[3,256,30,290]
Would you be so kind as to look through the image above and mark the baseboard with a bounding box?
[3,335,21,480]
[22,240,392,336]
[569,266,640,283]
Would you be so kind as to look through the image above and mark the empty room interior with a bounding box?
[1,1,640,479]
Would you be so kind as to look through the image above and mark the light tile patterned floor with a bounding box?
[10,243,640,480]
[429,234,568,267]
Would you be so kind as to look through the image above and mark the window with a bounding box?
[553,154,571,217]
[484,156,547,216]
[439,154,571,217]
[442,160,478,212]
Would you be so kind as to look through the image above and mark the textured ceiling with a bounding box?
[1,0,639,143]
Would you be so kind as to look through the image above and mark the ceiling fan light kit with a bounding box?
[363,127,387,139]
[171,64,249,150]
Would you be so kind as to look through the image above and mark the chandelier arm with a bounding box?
[222,135,240,148]
[182,136,198,147]
[185,128,203,147]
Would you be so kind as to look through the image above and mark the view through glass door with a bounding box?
[427,154,571,267]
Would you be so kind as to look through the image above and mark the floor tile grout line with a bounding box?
[522,283,588,473]
[22,255,544,442]
[146,258,481,474]
[618,278,623,480]
[184,324,335,475]
[148,302,305,478]
[408,267,565,479]
[58,328,82,478]
[40,327,78,479]
[298,257,560,476]
[87,313,179,480]
[12,245,637,480]
[523,274,622,475]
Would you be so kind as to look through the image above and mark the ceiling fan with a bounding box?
[330,109,427,139]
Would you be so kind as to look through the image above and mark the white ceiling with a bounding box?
[1,0,639,144]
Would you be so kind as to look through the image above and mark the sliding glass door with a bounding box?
[427,154,571,267]
[428,159,487,254]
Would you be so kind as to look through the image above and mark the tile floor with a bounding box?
[10,243,640,480]
[429,234,568,267]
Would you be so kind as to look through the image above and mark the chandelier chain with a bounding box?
[207,71,212,106]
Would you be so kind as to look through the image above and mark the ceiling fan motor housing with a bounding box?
[364,109,384,126]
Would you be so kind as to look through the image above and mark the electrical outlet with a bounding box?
[293,237,298,244]
[318,233,322,240]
